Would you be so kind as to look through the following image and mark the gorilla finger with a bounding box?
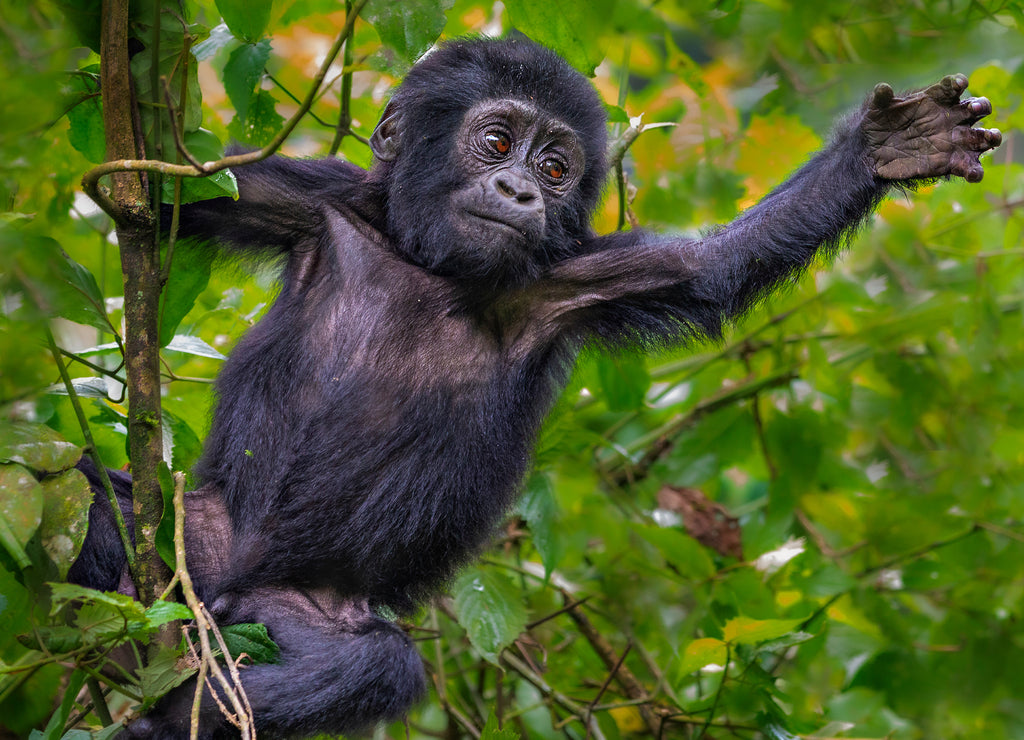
[959,96,993,124]
[950,151,985,183]
[929,73,969,104]
[871,83,895,109]
[954,126,1002,152]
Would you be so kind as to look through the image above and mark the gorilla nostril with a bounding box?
[496,178,517,198]
[492,173,539,205]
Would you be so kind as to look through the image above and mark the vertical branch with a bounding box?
[100,0,170,605]
[329,0,356,156]
[614,41,631,232]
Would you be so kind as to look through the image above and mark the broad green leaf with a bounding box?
[38,467,92,579]
[227,89,284,147]
[161,129,238,204]
[722,617,804,646]
[164,334,225,360]
[452,567,527,664]
[0,464,44,566]
[138,643,197,700]
[58,0,102,51]
[676,637,727,677]
[129,23,202,143]
[159,239,216,345]
[223,40,272,123]
[155,463,176,571]
[504,0,616,75]
[633,523,715,580]
[0,566,33,649]
[49,582,145,615]
[365,0,454,67]
[164,410,203,486]
[0,423,81,473]
[19,625,84,653]
[65,81,105,164]
[216,0,274,42]
[217,622,280,664]
[516,475,564,574]
[193,23,237,61]
[145,599,193,627]
[55,250,111,333]
[44,377,114,399]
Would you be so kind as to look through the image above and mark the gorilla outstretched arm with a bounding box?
[71,36,999,740]
[525,75,1000,348]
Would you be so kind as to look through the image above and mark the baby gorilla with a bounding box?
[72,36,1000,738]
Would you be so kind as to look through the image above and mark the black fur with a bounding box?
[69,35,956,738]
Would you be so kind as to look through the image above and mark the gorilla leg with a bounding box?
[125,589,426,739]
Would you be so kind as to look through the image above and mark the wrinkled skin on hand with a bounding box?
[863,73,1002,183]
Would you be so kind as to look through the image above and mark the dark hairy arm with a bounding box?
[535,74,1001,347]
[168,155,368,257]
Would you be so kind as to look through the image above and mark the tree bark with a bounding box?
[100,0,171,605]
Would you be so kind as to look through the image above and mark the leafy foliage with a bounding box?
[1,0,1023,738]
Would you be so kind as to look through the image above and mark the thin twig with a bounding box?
[46,329,135,568]
[82,0,370,217]
[171,472,255,738]
[583,641,632,740]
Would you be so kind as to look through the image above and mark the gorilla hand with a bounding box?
[863,74,1001,183]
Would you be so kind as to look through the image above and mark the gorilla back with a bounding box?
[71,34,999,739]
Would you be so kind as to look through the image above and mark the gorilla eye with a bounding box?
[484,131,511,155]
[540,158,565,181]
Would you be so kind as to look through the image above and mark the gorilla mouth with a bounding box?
[463,210,533,241]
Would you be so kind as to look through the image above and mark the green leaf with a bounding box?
[65,83,105,164]
[138,643,196,699]
[0,566,33,650]
[481,712,520,740]
[216,0,274,42]
[161,130,238,205]
[676,637,727,678]
[55,249,112,333]
[504,0,616,75]
[452,566,527,664]
[49,582,145,616]
[145,599,193,627]
[0,463,44,567]
[217,622,280,665]
[0,423,81,473]
[223,40,272,122]
[365,0,454,67]
[516,475,564,575]
[163,408,203,486]
[633,523,716,580]
[155,463,176,572]
[19,625,84,653]
[130,22,202,145]
[193,23,237,61]
[38,467,92,579]
[159,241,216,346]
[58,0,103,51]
[722,617,804,646]
[227,89,284,147]
[164,335,225,359]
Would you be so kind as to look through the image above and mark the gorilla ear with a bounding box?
[370,103,402,162]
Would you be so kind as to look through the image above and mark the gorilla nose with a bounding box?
[489,171,541,206]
